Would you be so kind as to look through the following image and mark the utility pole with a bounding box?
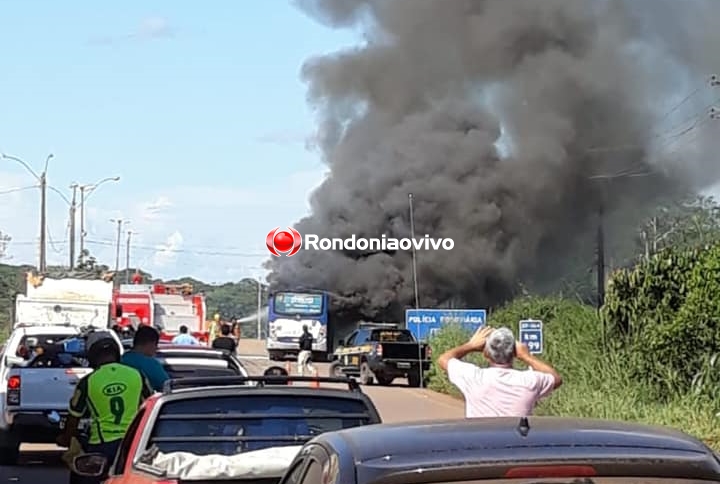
[79,186,87,258]
[125,230,132,284]
[256,279,262,340]
[596,204,605,308]
[111,219,127,275]
[69,184,78,269]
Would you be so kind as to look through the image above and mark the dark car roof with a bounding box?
[315,417,720,481]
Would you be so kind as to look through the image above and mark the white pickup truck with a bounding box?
[0,323,121,465]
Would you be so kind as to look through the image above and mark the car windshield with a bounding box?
[148,395,373,455]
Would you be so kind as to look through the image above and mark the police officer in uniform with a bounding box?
[57,332,154,483]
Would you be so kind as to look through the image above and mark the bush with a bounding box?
[426,296,720,449]
[601,242,720,400]
[427,296,603,396]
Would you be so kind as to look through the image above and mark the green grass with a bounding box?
[425,296,720,450]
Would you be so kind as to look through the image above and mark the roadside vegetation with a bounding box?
[426,244,720,449]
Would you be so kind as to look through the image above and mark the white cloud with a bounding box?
[88,16,174,45]
[153,231,183,267]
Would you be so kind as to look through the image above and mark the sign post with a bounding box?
[405,309,487,389]
[518,320,543,354]
[404,309,487,341]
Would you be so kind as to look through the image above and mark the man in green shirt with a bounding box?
[57,332,153,482]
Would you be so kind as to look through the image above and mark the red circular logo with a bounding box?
[266,227,302,257]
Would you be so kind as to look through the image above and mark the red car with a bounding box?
[72,374,380,483]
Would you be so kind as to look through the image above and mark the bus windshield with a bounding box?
[273,292,324,316]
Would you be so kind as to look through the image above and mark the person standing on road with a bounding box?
[208,313,221,345]
[172,325,200,345]
[212,324,238,353]
[437,326,562,418]
[57,333,153,484]
[297,325,315,376]
[121,325,170,392]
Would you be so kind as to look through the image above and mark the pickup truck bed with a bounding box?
[5,365,92,449]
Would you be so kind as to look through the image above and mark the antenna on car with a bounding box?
[516,416,530,437]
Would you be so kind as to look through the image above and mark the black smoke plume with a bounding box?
[267,0,720,319]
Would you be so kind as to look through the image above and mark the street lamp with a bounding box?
[1,153,53,272]
[78,176,120,258]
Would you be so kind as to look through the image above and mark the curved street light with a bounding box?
[77,176,120,257]
[0,152,54,271]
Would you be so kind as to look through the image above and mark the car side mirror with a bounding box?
[5,355,24,367]
[337,339,344,347]
[72,453,108,477]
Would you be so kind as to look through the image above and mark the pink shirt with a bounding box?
[447,358,556,418]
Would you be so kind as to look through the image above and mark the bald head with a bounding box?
[485,327,516,365]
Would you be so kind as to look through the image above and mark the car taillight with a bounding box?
[504,465,596,478]
[376,344,383,357]
[7,375,21,405]
[7,376,20,390]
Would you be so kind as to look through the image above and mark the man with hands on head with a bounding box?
[437,325,562,418]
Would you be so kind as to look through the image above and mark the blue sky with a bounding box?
[0,0,358,282]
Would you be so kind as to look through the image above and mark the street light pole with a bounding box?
[39,172,47,272]
[408,192,424,389]
[69,184,78,269]
[79,186,86,257]
[125,230,133,284]
[1,153,53,272]
[79,176,120,261]
[408,193,420,309]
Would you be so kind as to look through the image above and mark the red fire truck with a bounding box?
[111,282,208,343]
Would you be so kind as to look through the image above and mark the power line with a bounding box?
[85,239,265,257]
[0,185,38,195]
[584,77,720,154]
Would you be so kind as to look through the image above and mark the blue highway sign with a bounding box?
[518,320,543,354]
[405,309,486,341]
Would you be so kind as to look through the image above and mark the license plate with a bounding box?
[350,356,359,365]
[397,362,411,369]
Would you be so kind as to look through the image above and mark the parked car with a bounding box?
[278,416,720,483]
[73,373,381,483]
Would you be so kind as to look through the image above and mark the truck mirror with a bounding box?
[5,355,24,367]
[115,305,123,318]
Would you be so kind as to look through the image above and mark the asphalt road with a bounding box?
[0,340,463,482]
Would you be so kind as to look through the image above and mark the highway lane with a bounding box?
[0,342,463,482]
